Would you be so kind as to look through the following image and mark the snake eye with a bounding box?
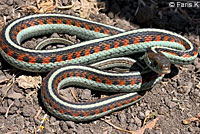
[152,60,158,67]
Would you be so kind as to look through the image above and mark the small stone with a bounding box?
[51,33,60,38]
[6,0,13,6]
[165,98,177,108]
[108,12,114,19]
[59,121,69,132]
[0,106,7,114]
[66,121,75,128]
[81,89,91,100]
[138,111,145,120]
[14,99,21,107]
[22,41,37,49]
[22,105,36,117]
[61,0,68,5]
[134,117,142,127]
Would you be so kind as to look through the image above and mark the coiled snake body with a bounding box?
[0,14,198,121]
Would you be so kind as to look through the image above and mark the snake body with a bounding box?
[0,14,198,121]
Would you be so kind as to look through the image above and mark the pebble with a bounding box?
[81,89,91,100]
[22,105,36,117]
[117,111,127,128]
[134,116,142,127]
[6,0,13,6]
[138,111,145,120]
[51,33,60,38]
[164,98,177,109]
[59,121,69,132]
[194,58,200,69]
[14,99,21,107]
[65,121,75,128]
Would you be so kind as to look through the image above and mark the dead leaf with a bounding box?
[131,117,159,134]
[22,0,56,13]
[16,75,42,89]
[182,113,200,125]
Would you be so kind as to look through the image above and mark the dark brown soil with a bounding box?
[0,0,200,134]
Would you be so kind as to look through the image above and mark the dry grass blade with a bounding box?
[182,113,200,125]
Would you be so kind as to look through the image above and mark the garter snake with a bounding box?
[0,14,198,122]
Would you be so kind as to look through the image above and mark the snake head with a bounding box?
[144,48,171,74]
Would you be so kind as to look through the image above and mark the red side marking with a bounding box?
[85,48,90,56]
[193,51,198,56]
[1,43,7,50]
[118,80,125,86]
[134,37,140,44]
[94,27,101,32]
[59,109,65,114]
[38,19,44,25]
[17,54,25,61]
[75,21,81,27]
[122,39,129,46]
[42,57,51,64]
[76,51,81,58]
[69,72,73,77]
[170,38,176,42]
[133,95,140,101]
[21,24,28,29]
[182,54,191,58]
[83,112,90,117]
[11,35,17,40]
[102,106,108,112]
[88,75,93,80]
[28,22,35,26]
[81,72,87,78]
[84,24,90,30]
[46,98,50,104]
[103,43,110,50]
[47,19,53,24]
[72,112,80,117]
[75,71,80,77]
[96,78,102,83]
[67,19,72,25]
[95,109,100,115]
[29,56,36,64]
[51,102,58,109]
[17,26,22,32]
[117,102,122,107]
[145,35,152,42]
[56,19,62,24]
[64,72,68,78]
[155,35,161,41]
[67,53,73,60]
[130,78,136,86]
[94,46,100,53]
[104,29,110,35]
[56,55,63,62]
[178,41,183,44]
[114,41,120,48]
[7,49,14,56]
[163,36,169,41]
[109,104,115,109]
[12,30,18,35]
[167,51,178,56]
[106,79,112,85]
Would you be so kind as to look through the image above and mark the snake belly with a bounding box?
[0,14,198,122]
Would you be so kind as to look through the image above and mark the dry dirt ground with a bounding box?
[0,0,200,134]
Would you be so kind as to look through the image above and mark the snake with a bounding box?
[0,14,198,122]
